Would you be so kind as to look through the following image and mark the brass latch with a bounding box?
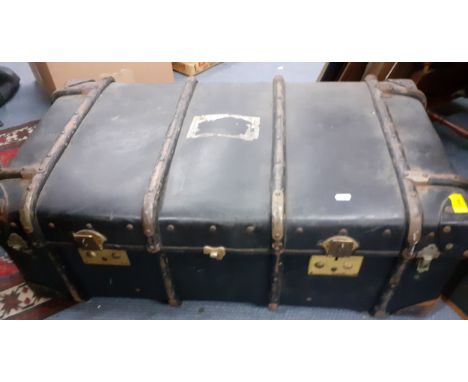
[72,229,107,250]
[310,235,362,277]
[320,235,359,257]
[203,245,226,260]
[7,233,31,253]
[72,229,130,266]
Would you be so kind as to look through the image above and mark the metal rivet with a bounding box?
[111,252,121,259]
[167,224,175,232]
[343,262,353,270]
[442,226,451,234]
[209,225,217,233]
[296,227,304,234]
[445,243,454,251]
[126,224,134,231]
[444,206,453,213]
[86,223,93,229]
[9,222,17,228]
[383,229,392,238]
[314,261,325,269]
[339,228,348,236]
[48,222,55,229]
[87,251,96,258]
[463,250,468,257]
[246,225,255,234]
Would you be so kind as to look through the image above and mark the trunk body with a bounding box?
[1,76,466,316]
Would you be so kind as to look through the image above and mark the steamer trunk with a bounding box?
[1,76,467,316]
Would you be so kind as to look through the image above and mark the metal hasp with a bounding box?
[365,75,426,317]
[7,232,31,253]
[415,244,440,273]
[321,235,359,258]
[72,229,107,250]
[73,229,129,266]
[19,77,114,236]
[268,76,287,310]
[141,77,197,307]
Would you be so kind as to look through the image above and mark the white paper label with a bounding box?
[187,114,260,141]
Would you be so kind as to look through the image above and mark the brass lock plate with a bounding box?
[308,255,363,277]
[79,249,130,266]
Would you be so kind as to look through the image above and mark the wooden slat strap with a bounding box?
[365,75,425,316]
[269,76,287,310]
[19,77,115,236]
[142,77,197,253]
[142,77,197,306]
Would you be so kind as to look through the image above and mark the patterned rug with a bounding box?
[0,121,73,319]
[0,121,38,166]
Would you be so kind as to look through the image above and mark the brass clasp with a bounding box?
[72,229,129,266]
[310,235,362,277]
[203,245,226,261]
[72,229,107,250]
[320,235,359,257]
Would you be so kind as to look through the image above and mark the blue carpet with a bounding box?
[48,297,460,320]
